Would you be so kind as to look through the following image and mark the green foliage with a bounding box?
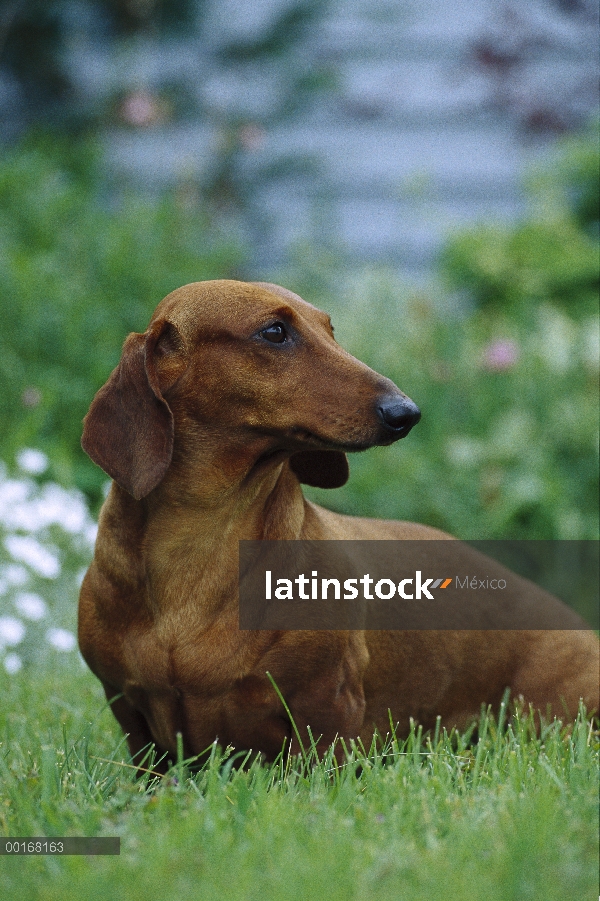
[550,126,600,233]
[218,0,328,61]
[441,218,598,311]
[291,265,598,540]
[0,2,69,107]
[312,277,598,540]
[0,658,598,901]
[440,131,599,312]
[0,134,244,503]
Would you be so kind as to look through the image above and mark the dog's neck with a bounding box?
[147,450,307,535]
[99,457,308,620]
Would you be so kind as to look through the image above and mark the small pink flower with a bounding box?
[120,91,161,127]
[482,340,519,371]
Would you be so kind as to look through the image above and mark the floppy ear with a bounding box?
[290,451,349,489]
[81,322,179,500]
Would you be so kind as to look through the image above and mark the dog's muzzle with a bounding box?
[378,396,421,438]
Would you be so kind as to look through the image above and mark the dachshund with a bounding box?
[78,280,598,765]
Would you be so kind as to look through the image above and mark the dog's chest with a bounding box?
[120,607,249,689]
[117,612,260,753]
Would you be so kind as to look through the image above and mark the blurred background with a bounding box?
[0,0,599,669]
[0,0,598,669]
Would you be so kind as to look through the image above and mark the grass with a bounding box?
[0,658,597,901]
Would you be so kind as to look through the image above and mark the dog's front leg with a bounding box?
[261,631,369,758]
[101,681,168,775]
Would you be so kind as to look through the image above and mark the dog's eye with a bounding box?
[260,322,287,344]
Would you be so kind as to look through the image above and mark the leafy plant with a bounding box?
[440,130,599,313]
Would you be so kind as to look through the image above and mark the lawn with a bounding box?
[1,657,598,901]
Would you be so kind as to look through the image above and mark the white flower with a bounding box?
[4,535,60,579]
[0,565,29,597]
[0,616,26,647]
[14,592,47,621]
[0,479,31,526]
[46,628,77,652]
[85,523,98,547]
[36,484,89,534]
[0,482,91,534]
[3,653,22,674]
[16,448,49,475]
[2,565,29,586]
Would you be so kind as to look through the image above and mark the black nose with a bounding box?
[378,396,421,436]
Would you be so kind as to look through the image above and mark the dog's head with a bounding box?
[82,280,420,500]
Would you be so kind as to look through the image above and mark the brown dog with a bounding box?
[78,280,598,765]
